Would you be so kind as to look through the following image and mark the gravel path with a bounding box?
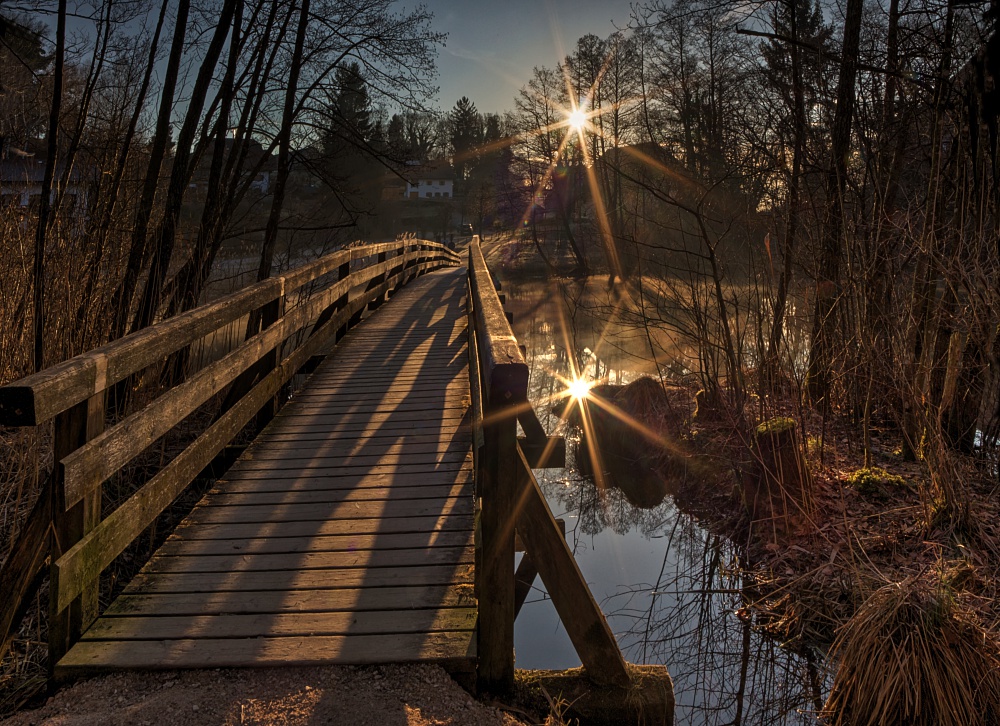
[1,665,530,726]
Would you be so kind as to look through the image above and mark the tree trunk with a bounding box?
[805,0,865,402]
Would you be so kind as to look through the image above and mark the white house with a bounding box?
[404,160,454,200]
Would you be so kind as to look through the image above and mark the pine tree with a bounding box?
[449,97,482,194]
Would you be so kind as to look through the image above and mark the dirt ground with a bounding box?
[0,665,530,726]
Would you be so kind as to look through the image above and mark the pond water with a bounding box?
[502,275,826,725]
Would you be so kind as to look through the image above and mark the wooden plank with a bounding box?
[169,514,473,540]
[218,461,472,481]
[183,497,473,525]
[290,389,469,402]
[258,429,472,443]
[273,402,470,417]
[104,585,475,617]
[81,609,477,641]
[125,564,475,594]
[157,530,474,557]
[200,483,471,506]
[513,445,630,688]
[287,393,470,406]
[227,451,471,471]
[140,546,475,574]
[236,440,469,459]
[56,631,475,676]
[266,411,470,427]
[211,471,473,494]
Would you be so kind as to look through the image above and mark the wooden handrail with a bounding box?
[0,239,459,666]
[0,241,459,427]
[467,237,629,693]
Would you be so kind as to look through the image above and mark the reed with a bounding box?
[824,577,1000,726]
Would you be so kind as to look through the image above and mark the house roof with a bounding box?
[403,160,454,182]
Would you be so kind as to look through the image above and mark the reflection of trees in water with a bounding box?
[607,520,825,725]
[513,274,826,724]
[538,449,825,724]
[539,464,674,539]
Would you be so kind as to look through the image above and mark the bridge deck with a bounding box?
[56,268,477,676]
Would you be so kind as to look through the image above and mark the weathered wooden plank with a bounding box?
[291,387,469,401]
[235,440,469,460]
[125,564,475,594]
[142,545,474,574]
[514,445,630,688]
[257,429,471,444]
[49,392,105,667]
[272,403,471,418]
[157,530,474,557]
[226,451,470,472]
[56,631,475,676]
[104,584,475,617]
[468,240,528,403]
[170,515,472,542]
[218,462,472,482]
[287,394,470,408]
[200,483,471,507]
[267,411,470,428]
[141,546,475,574]
[81,608,477,641]
[183,496,473,525]
[213,470,473,494]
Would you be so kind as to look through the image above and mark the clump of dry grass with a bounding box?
[823,576,1000,726]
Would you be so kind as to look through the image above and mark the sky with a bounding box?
[420,0,640,115]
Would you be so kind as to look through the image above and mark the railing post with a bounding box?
[470,236,528,695]
[479,374,519,693]
[49,390,105,669]
[335,258,351,342]
[254,278,286,428]
[368,251,388,311]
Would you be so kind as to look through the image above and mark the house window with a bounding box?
[443,192,449,198]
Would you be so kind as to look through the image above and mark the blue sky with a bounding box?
[420,0,638,114]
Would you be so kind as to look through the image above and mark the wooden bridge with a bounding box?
[0,238,630,694]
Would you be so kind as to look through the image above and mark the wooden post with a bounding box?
[254,280,286,429]
[335,259,350,342]
[49,390,105,669]
[368,251,388,311]
[479,377,518,694]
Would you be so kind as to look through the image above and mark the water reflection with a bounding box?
[505,276,825,724]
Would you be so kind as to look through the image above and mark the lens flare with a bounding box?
[567,377,592,400]
[567,108,587,132]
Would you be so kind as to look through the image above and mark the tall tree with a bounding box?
[449,96,482,194]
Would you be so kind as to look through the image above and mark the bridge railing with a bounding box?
[0,240,460,667]
[466,237,630,693]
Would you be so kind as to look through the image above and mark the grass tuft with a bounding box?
[824,577,1000,726]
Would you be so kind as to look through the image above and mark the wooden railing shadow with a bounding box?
[0,240,460,669]
[467,238,631,693]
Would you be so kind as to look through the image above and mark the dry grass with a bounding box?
[823,576,1000,726]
